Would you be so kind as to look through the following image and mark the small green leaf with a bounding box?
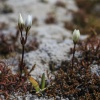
[41,73,45,89]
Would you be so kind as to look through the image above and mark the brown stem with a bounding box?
[20,29,23,38]
[20,36,24,78]
[19,26,29,78]
[20,39,25,77]
[22,44,25,67]
[22,31,28,64]
[20,31,28,78]
[20,44,25,76]
[25,31,28,43]
[72,42,76,67]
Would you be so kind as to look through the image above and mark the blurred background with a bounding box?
[0,0,100,58]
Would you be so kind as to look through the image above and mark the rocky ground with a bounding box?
[0,0,100,100]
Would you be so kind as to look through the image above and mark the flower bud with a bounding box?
[18,13,24,30]
[0,71,1,74]
[72,29,80,43]
[25,15,32,32]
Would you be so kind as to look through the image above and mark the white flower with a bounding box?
[72,29,80,43]
[25,15,32,30]
[0,71,1,74]
[18,13,24,28]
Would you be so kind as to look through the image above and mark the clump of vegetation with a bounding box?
[0,30,19,56]
[45,12,57,24]
[64,0,100,35]
[0,3,13,14]
[55,1,66,8]
[0,61,32,99]
[44,32,100,99]
[76,0,100,13]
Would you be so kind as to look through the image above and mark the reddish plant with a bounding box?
[0,61,31,99]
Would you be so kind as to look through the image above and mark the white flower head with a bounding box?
[25,15,32,31]
[72,29,80,43]
[0,71,2,74]
[18,13,24,28]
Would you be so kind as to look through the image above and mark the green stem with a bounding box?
[41,73,45,89]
